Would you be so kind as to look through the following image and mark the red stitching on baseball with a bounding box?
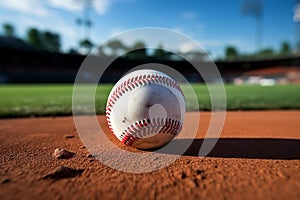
[106,73,185,121]
[119,118,182,146]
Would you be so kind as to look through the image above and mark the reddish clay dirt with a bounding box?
[0,111,300,200]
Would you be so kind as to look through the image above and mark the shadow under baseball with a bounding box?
[156,138,300,160]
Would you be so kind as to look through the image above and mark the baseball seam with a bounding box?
[106,73,184,114]
[119,118,182,146]
[106,73,185,146]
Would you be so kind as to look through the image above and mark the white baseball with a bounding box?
[106,69,185,149]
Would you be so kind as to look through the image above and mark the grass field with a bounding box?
[0,84,300,118]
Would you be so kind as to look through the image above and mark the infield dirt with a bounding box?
[0,111,300,199]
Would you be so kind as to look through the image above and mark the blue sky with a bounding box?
[0,0,298,59]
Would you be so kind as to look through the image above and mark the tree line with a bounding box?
[1,23,295,61]
[2,23,61,52]
[1,23,207,60]
[224,41,294,61]
[2,23,94,54]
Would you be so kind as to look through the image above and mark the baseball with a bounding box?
[106,69,186,149]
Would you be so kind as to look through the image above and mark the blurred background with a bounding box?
[1,0,300,118]
[0,0,300,84]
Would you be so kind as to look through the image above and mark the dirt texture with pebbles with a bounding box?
[0,111,300,200]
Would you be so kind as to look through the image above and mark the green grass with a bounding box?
[0,84,299,118]
[225,84,300,110]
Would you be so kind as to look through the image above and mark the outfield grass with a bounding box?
[0,84,299,118]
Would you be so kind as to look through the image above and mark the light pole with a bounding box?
[241,0,263,53]
[294,0,300,52]
[75,0,94,51]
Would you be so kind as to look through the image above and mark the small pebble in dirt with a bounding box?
[53,148,75,159]
[277,171,287,178]
[1,178,11,184]
[86,154,93,158]
[42,166,84,180]
[79,146,86,149]
[65,135,74,139]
